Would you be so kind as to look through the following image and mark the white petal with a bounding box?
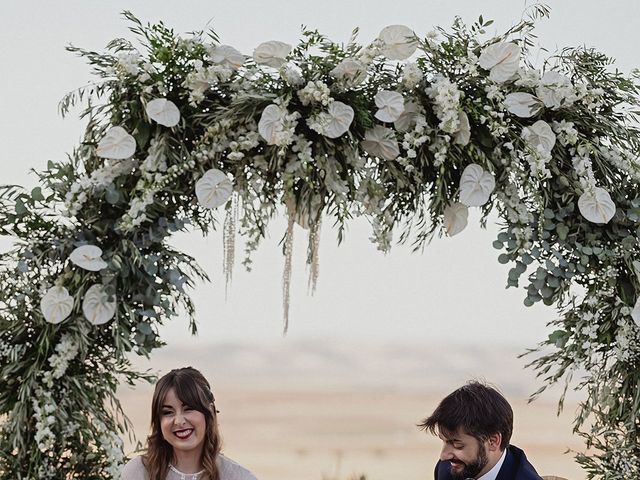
[70,245,108,272]
[330,58,367,86]
[394,101,423,132]
[253,41,292,68]
[503,93,542,118]
[378,25,417,60]
[323,101,354,139]
[40,286,74,324]
[361,126,400,161]
[374,90,405,123]
[454,111,471,146]
[210,45,246,69]
[443,202,469,236]
[96,126,137,159]
[479,42,521,83]
[145,98,181,127]
[631,297,640,327]
[522,120,556,153]
[478,42,521,69]
[578,188,616,224]
[82,284,116,325]
[258,104,285,144]
[195,169,233,209]
[459,164,495,207]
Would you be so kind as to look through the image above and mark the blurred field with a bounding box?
[117,341,587,480]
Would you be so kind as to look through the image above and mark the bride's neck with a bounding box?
[172,450,203,474]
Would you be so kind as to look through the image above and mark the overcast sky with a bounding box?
[1,0,638,351]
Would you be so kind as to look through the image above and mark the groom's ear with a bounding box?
[486,432,502,452]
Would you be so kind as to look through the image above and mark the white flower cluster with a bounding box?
[400,115,430,163]
[578,85,606,111]
[426,75,462,134]
[291,134,314,164]
[355,177,385,215]
[47,333,80,382]
[613,316,640,363]
[357,38,384,65]
[280,62,305,87]
[552,120,579,146]
[32,388,57,453]
[184,60,233,105]
[602,446,640,477]
[600,146,640,183]
[0,341,26,361]
[194,120,235,162]
[227,130,261,161]
[139,137,168,182]
[64,159,136,217]
[94,419,125,478]
[401,62,423,90]
[122,190,156,229]
[115,51,142,76]
[429,135,450,167]
[369,213,394,252]
[477,105,508,139]
[297,80,331,106]
[571,146,598,194]
[484,83,505,102]
[271,109,301,149]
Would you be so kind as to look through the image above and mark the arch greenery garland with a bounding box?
[1,7,639,479]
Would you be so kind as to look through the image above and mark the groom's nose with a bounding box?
[440,443,454,460]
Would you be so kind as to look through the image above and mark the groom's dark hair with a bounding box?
[418,380,513,450]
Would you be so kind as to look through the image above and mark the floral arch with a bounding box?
[1,9,639,479]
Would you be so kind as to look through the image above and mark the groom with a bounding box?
[419,381,542,480]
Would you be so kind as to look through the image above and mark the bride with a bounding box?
[121,367,257,480]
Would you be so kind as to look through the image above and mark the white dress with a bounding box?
[120,455,258,480]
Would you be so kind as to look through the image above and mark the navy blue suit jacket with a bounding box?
[434,445,542,480]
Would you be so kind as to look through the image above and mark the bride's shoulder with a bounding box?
[121,456,149,479]
[217,454,258,480]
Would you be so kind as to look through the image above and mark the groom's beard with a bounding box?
[448,443,488,480]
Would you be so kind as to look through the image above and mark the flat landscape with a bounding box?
[118,341,586,480]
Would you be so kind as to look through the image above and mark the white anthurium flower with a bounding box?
[258,104,286,144]
[82,284,117,326]
[374,90,405,123]
[330,58,367,87]
[209,44,245,69]
[631,297,640,327]
[454,111,471,146]
[378,25,418,60]
[96,126,136,159]
[253,40,292,68]
[70,245,108,272]
[521,120,556,154]
[40,286,74,324]
[361,126,400,161]
[503,92,543,118]
[394,100,423,132]
[537,71,572,109]
[578,187,616,224]
[195,169,233,209]
[145,98,181,127]
[478,42,521,83]
[443,202,469,237]
[459,164,496,207]
[323,101,354,139]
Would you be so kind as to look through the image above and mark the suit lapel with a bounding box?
[495,447,516,480]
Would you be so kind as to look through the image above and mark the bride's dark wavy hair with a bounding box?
[143,367,222,480]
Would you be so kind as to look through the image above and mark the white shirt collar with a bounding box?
[476,448,507,480]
